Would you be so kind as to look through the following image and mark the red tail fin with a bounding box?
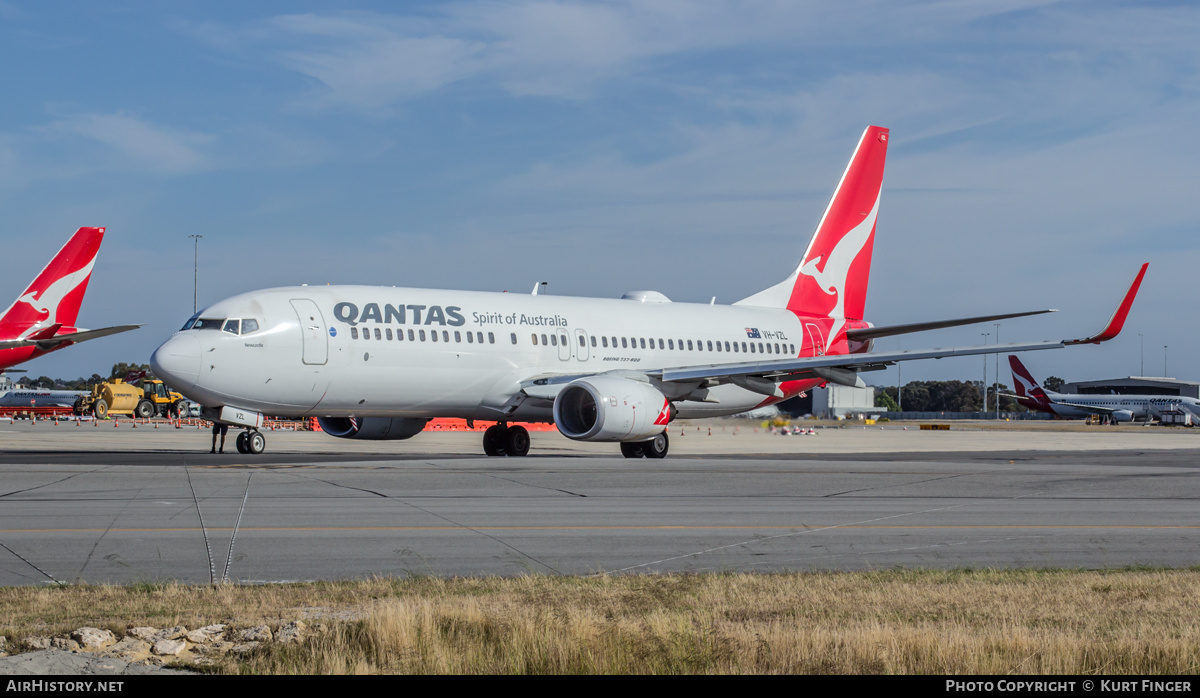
[1009,355,1051,409]
[736,126,889,332]
[0,227,104,335]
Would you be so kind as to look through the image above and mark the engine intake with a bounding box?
[317,417,429,440]
[553,375,671,442]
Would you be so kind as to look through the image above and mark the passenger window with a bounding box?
[467,332,473,343]
[749,343,755,353]
[707,340,713,351]
[455,331,461,342]
[621,337,628,348]
[510,333,517,345]
[775,343,781,354]
[765,343,772,354]
[789,343,794,354]
[242,319,259,333]
[542,334,549,346]
[351,327,359,340]
[408,329,415,341]
[726,341,731,352]
[443,331,449,342]
[715,342,721,352]
[579,335,585,346]
[591,336,597,347]
[658,338,664,349]
[742,342,748,353]
[419,330,426,341]
[431,331,438,342]
[668,339,674,350]
[687,340,693,350]
[488,332,494,344]
[532,334,539,345]
[639,338,646,349]
[397,328,403,340]
[375,328,382,340]
[732,342,738,353]
[386,328,393,340]
[363,328,370,340]
[223,319,240,335]
[758,343,764,353]
[551,334,557,347]
[602,336,609,348]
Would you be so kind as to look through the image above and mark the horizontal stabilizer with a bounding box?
[0,324,141,351]
[846,309,1056,342]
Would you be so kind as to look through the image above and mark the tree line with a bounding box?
[6,363,155,391]
[873,377,1060,413]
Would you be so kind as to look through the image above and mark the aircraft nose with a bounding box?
[150,333,201,392]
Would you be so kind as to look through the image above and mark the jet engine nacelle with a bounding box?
[553,375,671,442]
[317,417,429,440]
[1111,410,1134,423]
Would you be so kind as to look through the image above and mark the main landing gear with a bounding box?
[482,422,530,457]
[620,431,669,459]
[235,429,266,455]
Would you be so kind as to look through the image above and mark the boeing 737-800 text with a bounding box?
[0,227,139,372]
[150,126,1145,457]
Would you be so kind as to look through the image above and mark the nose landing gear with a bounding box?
[482,422,530,457]
[235,429,266,455]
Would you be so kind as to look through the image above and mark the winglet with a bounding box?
[1065,262,1147,345]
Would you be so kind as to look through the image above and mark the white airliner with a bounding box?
[150,126,1145,457]
[1010,355,1198,424]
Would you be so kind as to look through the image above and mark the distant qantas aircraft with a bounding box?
[0,227,139,372]
[151,126,1146,457]
[1009,354,1197,424]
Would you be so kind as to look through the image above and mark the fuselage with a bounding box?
[1022,392,1200,421]
[151,285,849,421]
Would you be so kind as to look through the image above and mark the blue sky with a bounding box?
[1,1,1196,386]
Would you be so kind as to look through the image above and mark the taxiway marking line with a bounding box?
[1,524,1198,533]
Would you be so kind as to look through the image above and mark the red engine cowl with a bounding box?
[317,417,429,440]
[553,375,671,442]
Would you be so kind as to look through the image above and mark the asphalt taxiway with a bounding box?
[0,421,1196,584]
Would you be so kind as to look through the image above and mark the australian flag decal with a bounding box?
[745,328,761,338]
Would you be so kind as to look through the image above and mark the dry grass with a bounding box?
[2,569,1199,674]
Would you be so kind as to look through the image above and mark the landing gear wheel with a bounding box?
[504,425,530,457]
[247,431,265,455]
[643,431,669,459]
[135,400,155,419]
[620,441,645,458]
[236,432,249,454]
[483,424,507,457]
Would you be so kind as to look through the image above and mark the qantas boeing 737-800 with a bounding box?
[0,227,139,373]
[1009,355,1197,424]
[150,126,1146,457]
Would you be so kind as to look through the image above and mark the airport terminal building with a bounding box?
[1059,376,1200,398]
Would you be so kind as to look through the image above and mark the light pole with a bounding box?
[994,323,1001,419]
[1164,345,1168,378]
[1139,333,1144,376]
[981,332,990,412]
[897,362,902,412]
[189,235,203,314]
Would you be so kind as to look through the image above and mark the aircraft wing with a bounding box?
[0,324,141,351]
[1041,400,1118,415]
[520,263,1146,398]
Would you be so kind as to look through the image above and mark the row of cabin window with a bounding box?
[531,332,795,356]
[351,327,497,344]
[349,326,795,358]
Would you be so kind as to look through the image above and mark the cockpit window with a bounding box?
[183,317,260,334]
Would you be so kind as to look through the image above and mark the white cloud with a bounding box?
[40,111,214,174]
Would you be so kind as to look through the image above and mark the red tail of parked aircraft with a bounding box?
[0,227,139,371]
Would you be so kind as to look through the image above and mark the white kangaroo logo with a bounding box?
[798,195,879,352]
[14,257,95,338]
